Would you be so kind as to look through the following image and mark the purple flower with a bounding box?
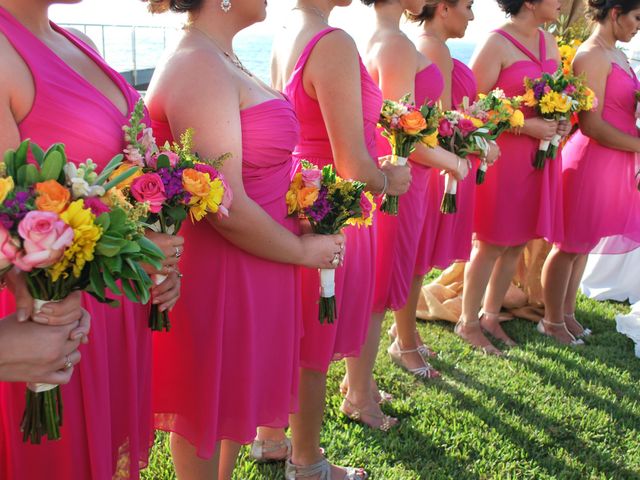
[305,187,331,223]
[0,213,13,230]
[158,167,188,202]
[533,81,546,100]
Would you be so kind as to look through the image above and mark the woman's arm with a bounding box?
[159,49,343,269]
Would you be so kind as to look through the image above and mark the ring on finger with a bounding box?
[331,253,340,267]
[63,355,73,371]
[174,246,182,258]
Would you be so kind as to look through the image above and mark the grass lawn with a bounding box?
[143,284,640,479]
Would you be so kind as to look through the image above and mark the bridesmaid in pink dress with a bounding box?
[541,0,640,344]
[144,0,343,478]
[0,1,182,479]
[456,0,568,354]
[254,1,410,478]
[361,0,470,385]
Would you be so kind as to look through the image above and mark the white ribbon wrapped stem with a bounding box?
[445,173,458,195]
[27,299,62,394]
[149,220,175,286]
[391,155,408,166]
[319,269,336,298]
[539,118,555,151]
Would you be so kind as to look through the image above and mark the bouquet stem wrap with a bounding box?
[380,155,407,215]
[476,161,488,185]
[546,132,562,160]
[440,173,458,214]
[21,299,63,444]
[319,268,336,324]
[148,219,176,332]
[534,118,555,169]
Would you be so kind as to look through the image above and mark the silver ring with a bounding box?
[175,246,182,258]
[63,355,73,370]
[177,272,184,278]
[331,254,340,267]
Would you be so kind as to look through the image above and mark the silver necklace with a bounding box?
[188,25,253,77]
[291,5,328,22]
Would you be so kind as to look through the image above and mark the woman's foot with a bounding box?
[480,310,517,347]
[537,318,584,346]
[387,339,440,379]
[285,457,368,480]
[454,319,502,355]
[249,437,291,463]
[387,323,437,358]
[340,397,398,431]
[564,312,592,338]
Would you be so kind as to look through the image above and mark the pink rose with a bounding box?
[438,118,455,137]
[84,197,111,217]
[194,163,218,178]
[360,192,372,220]
[301,168,322,188]
[217,172,233,218]
[0,225,18,271]
[15,211,74,271]
[130,173,167,214]
[457,118,476,136]
[564,84,576,95]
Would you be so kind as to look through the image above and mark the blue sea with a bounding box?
[65,25,476,85]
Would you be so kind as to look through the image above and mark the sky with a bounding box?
[49,0,508,45]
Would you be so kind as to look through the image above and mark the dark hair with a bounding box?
[495,0,542,16]
[360,0,376,5]
[145,0,204,14]
[586,0,640,21]
[406,0,459,24]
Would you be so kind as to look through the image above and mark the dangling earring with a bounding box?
[221,0,231,13]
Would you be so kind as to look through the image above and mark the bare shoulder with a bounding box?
[63,27,100,54]
[375,32,418,67]
[417,37,452,70]
[313,28,359,58]
[479,30,509,54]
[573,43,609,70]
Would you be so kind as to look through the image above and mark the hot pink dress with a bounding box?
[285,28,381,372]
[474,29,563,245]
[559,63,640,254]
[151,98,302,458]
[374,64,443,311]
[427,59,479,269]
[0,9,152,480]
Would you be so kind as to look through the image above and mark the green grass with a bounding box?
[143,287,640,479]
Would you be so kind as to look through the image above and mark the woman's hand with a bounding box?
[557,118,572,138]
[144,231,185,275]
[379,157,412,196]
[298,233,345,269]
[485,140,501,166]
[523,117,558,141]
[450,156,470,181]
[152,270,181,313]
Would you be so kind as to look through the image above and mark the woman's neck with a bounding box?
[0,0,54,37]
[294,0,334,23]
[187,2,241,52]
[374,1,403,31]
[422,21,451,42]
[592,22,618,50]
[508,14,542,40]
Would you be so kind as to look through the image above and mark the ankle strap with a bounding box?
[541,318,565,327]
[285,458,329,479]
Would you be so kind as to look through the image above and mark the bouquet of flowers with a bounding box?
[378,94,440,215]
[521,69,597,168]
[116,99,232,331]
[437,104,493,213]
[460,89,524,184]
[0,139,165,444]
[286,161,375,323]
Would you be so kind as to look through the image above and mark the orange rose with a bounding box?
[35,179,70,214]
[182,168,211,198]
[399,111,427,135]
[297,186,319,209]
[110,163,141,189]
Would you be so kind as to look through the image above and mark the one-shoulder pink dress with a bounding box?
[559,63,640,254]
[374,64,443,311]
[151,98,302,458]
[474,29,563,245]
[0,9,152,480]
[286,28,382,372]
[427,59,479,269]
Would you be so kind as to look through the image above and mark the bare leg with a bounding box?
[540,246,579,343]
[170,432,220,480]
[343,312,397,429]
[392,276,431,370]
[218,440,242,480]
[481,244,526,345]
[563,253,589,336]
[252,427,289,462]
[456,240,504,355]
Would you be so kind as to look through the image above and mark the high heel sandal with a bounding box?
[454,319,502,355]
[564,312,592,338]
[340,398,398,432]
[479,310,517,347]
[285,457,368,479]
[387,339,441,379]
[386,326,437,359]
[338,381,393,405]
[249,437,292,463]
[537,318,584,346]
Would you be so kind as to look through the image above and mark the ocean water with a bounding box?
[65,25,476,85]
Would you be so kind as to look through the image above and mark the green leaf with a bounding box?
[17,164,39,186]
[103,166,140,192]
[102,266,122,296]
[89,264,106,301]
[40,150,64,181]
[121,278,139,302]
[103,255,123,275]
[30,143,45,166]
[118,241,141,254]
[94,154,124,185]
[14,140,29,171]
[166,205,188,225]
[95,213,111,230]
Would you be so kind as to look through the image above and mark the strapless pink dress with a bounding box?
[559,63,640,254]
[374,64,443,311]
[473,29,563,245]
[286,28,382,372]
[151,99,302,458]
[0,8,152,479]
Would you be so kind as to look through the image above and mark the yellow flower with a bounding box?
[110,163,141,189]
[0,176,14,204]
[467,116,484,128]
[509,109,525,128]
[346,191,376,227]
[539,92,571,115]
[49,199,102,281]
[297,187,319,209]
[421,131,439,148]
[188,177,224,221]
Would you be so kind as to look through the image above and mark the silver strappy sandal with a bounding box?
[285,457,368,479]
[537,318,584,346]
[564,312,592,338]
[249,437,291,463]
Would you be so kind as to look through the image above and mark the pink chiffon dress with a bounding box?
[151,98,302,458]
[427,59,479,269]
[285,28,382,372]
[0,9,152,480]
[558,62,640,254]
[473,29,563,245]
[374,64,443,311]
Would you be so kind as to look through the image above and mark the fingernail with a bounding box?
[32,315,49,324]
[40,306,54,314]
[17,309,28,322]
[72,332,84,341]
[82,335,89,344]
[152,299,159,304]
